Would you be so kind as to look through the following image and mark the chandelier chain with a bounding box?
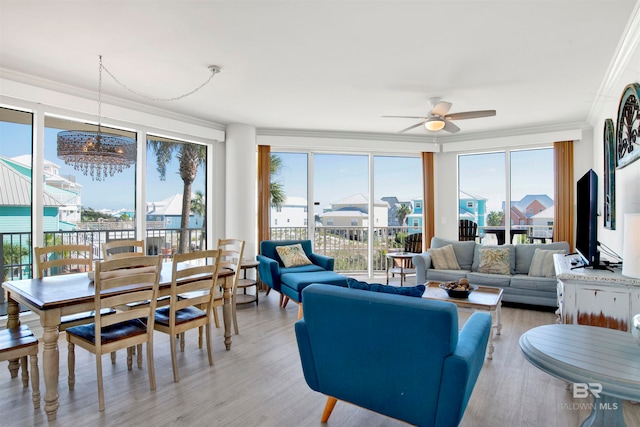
[100,58,219,102]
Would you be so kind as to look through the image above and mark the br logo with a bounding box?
[573,383,602,399]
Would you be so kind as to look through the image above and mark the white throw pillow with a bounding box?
[528,249,566,278]
[430,244,461,270]
[275,243,313,268]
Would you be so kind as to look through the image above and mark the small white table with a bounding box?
[385,252,415,286]
[520,324,640,427]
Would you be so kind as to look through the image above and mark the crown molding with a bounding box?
[0,68,226,132]
[257,121,590,146]
[587,0,640,123]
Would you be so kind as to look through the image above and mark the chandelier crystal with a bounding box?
[57,130,136,181]
[57,55,219,181]
[57,55,136,181]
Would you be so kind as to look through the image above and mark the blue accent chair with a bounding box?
[257,240,344,311]
[295,284,491,427]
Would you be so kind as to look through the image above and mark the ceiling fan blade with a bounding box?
[442,119,460,133]
[382,115,428,119]
[445,110,496,120]
[398,121,426,133]
[431,101,452,116]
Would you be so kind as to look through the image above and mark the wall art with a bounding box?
[616,82,640,169]
[604,118,616,229]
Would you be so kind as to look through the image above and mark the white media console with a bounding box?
[554,254,640,332]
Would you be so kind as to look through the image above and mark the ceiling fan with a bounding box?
[383,98,496,134]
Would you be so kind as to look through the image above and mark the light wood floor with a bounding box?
[1,276,639,427]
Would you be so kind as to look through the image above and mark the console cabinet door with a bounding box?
[574,286,630,331]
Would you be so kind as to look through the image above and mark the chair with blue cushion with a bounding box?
[295,284,491,427]
[257,240,346,315]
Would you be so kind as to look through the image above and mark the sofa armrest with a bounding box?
[256,254,282,291]
[309,253,335,271]
[412,252,432,284]
[435,312,491,426]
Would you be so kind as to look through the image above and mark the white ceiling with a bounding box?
[1,1,638,139]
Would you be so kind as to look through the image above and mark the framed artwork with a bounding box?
[604,118,615,230]
[616,82,640,169]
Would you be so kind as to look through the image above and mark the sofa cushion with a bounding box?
[528,249,566,278]
[472,244,515,274]
[281,264,326,275]
[426,269,470,283]
[514,242,570,274]
[429,245,461,270]
[276,243,313,268]
[477,248,511,275]
[347,278,426,297]
[510,274,558,292]
[430,237,476,270]
[466,272,512,288]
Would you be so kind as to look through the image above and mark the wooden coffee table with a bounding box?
[423,281,503,359]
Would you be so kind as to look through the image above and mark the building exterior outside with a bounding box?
[319,193,389,228]
[459,191,487,227]
[146,193,201,229]
[270,196,307,227]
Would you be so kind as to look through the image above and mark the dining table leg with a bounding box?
[41,312,60,421]
[6,296,20,378]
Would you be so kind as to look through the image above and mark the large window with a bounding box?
[510,148,554,240]
[0,102,215,284]
[0,107,33,280]
[270,152,308,239]
[146,135,207,255]
[270,151,423,274]
[458,148,554,244]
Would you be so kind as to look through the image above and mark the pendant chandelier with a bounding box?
[57,56,220,181]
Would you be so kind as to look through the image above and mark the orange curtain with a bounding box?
[553,141,574,250]
[257,145,271,246]
[422,152,435,251]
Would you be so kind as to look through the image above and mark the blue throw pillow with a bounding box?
[347,278,425,297]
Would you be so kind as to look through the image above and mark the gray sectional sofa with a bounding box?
[412,237,570,307]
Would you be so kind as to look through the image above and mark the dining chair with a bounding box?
[0,325,40,409]
[35,244,118,331]
[35,244,132,368]
[101,239,145,260]
[65,255,162,412]
[154,249,221,382]
[214,239,245,335]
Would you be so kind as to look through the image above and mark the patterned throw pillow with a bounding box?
[528,249,566,278]
[275,243,313,268]
[478,248,510,275]
[429,244,461,270]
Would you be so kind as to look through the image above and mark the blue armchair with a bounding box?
[295,284,491,427]
[257,240,341,309]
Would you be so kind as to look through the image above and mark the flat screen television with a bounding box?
[575,169,600,268]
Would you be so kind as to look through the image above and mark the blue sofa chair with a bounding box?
[295,284,491,427]
[257,240,347,315]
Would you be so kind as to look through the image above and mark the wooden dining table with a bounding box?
[2,261,234,421]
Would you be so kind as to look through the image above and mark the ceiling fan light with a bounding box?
[424,117,445,131]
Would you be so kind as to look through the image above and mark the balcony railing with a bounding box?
[1,227,205,283]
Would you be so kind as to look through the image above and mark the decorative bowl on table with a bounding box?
[439,280,477,299]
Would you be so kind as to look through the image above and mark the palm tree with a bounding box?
[270,154,286,208]
[191,190,206,250]
[148,139,206,254]
[396,204,412,226]
[190,190,205,225]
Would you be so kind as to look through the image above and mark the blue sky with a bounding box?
[274,149,553,215]
[273,152,424,214]
[459,148,554,212]
[1,117,552,215]
[0,120,205,211]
